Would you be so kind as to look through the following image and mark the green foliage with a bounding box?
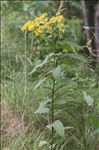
[47,120,65,137]
[83,91,94,106]
[35,98,51,114]
[1,1,99,150]
[52,66,61,81]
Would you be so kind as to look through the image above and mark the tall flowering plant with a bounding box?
[21,12,65,149]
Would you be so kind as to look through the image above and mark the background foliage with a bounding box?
[1,1,99,150]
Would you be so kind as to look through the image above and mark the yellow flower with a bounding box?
[49,17,56,25]
[56,15,64,23]
[21,26,26,32]
[59,28,64,33]
[27,22,36,31]
[56,12,61,16]
[47,26,52,32]
[21,20,31,31]
[21,12,65,37]
[21,20,32,31]
[34,13,48,24]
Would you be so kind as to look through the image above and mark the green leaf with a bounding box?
[91,116,99,128]
[83,91,93,106]
[52,66,61,80]
[94,128,99,135]
[55,99,66,105]
[38,140,48,148]
[29,53,55,75]
[64,41,81,50]
[62,44,73,52]
[64,126,74,130]
[47,120,65,137]
[35,98,51,114]
[34,78,46,90]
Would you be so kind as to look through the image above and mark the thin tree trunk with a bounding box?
[80,0,91,43]
[95,2,99,87]
[95,2,99,61]
[58,0,65,11]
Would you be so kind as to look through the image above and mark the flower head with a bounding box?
[21,12,65,37]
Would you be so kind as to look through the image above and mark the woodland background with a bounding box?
[1,1,99,150]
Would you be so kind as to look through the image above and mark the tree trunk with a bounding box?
[95,2,99,62]
[58,0,65,11]
[80,0,91,42]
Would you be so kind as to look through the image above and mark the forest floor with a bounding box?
[1,102,24,149]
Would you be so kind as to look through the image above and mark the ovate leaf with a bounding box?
[62,44,73,52]
[94,128,99,135]
[52,66,61,81]
[29,53,55,75]
[91,116,99,128]
[38,140,48,148]
[55,99,66,105]
[34,78,46,90]
[83,91,94,106]
[47,120,65,137]
[35,98,51,114]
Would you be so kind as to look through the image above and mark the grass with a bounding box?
[1,66,99,149]
[1,72,48,149]
[1,5,99,149]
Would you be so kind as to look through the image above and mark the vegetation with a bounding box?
[1,1,99,150]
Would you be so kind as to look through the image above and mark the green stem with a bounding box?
[80,107,87,150]
[51,54,58,150]
[51,78,55,150]
[51,33,58,150]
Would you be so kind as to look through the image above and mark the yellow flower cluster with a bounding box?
[21,12,64,37]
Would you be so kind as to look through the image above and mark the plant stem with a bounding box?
[80,107,87,150]
[51,33,58,150]
[51,78,55,150]
[51,54,58,150]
